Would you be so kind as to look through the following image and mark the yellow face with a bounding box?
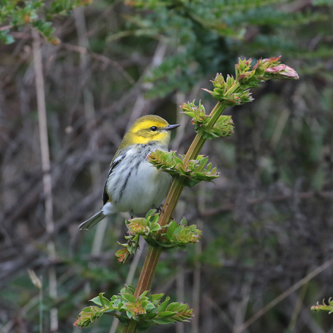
[122,115,179,147]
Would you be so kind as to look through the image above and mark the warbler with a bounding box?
[79,115,179,230]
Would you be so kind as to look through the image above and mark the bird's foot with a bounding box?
[156,205,164,214]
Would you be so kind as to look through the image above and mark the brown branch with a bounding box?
[32,29,58,331]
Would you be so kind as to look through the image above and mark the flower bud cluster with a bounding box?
[203,56,298,103]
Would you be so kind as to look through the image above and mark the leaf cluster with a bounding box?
[311,298,333,314]
[181,100,234,139]
[115,210,161,264]
[160,219,202,250]
[116,210,202,262]
[0,0,90,44]
[203,56,299,103]
[115,232,140,264]
[126,209,162,237]
[148,150,219,187]
[74,286,193,330]
[123,0,319,99]
[202,73,254,105]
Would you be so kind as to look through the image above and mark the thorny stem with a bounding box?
[123,100,227,333]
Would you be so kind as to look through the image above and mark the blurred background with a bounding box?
[1,1,333,332]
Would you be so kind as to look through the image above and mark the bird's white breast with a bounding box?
[107,144,172,215]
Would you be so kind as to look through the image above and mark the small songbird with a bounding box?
[79,115,180,230]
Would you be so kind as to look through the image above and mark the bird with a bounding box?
[79,115,180,230]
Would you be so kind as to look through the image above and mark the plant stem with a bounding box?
[184,101,226,164]
[123,100,227,333]
[32,28,58,332]
[123,319,138,333]
[134,245,163,298]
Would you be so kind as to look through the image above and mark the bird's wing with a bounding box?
[102,149,127,204]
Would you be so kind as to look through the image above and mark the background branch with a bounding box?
[32,29,58,332]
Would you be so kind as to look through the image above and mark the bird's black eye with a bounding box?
[150,126,157,131]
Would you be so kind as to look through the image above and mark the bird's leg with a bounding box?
[156,205,175,220]
[156,204,164,214]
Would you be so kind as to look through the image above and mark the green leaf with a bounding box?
[90,296,102,306]
[74,306,105,328]
[150,213,160,224]
[157,296,170,312]
[149,223,162,232]
[145,303,155,311]
[151,293,164,303]
[99,293,110,308]
[152,318,174,325]
[166,302,182,312]
[166,220,177,239]
[145,209,156,218]
[158,311,176,318]
[122,293,137,303]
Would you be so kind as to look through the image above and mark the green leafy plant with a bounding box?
[0,0,90,44]
[311,298,333,314]
[161,218,202,250]
[148,151,219,187]
[116,210,162,264]
[122,1,323,99]
[75,56,299,332]
[182,100,234,139]
[116,210,202,263]
[74,286,193,330]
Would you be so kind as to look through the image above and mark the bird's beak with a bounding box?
[165,124,180,131]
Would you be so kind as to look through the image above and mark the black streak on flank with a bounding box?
[118,168,133,202]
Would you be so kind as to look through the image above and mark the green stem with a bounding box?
[183,101,226,164]
[123,100,228,333]
[123,319,138,333]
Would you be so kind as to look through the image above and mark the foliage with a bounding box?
[181,100,234,139]
[0,0,90,44]
[122,0,330,98]
[311,298,333,314]
[160,219,202,250]
[115,210,162,264]
[203,57,298,103]
[148,151,219,187]
[126,210,162,237]
[116,210,202,263]
[74,286,193,330]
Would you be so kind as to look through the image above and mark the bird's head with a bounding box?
[120,115,180,148]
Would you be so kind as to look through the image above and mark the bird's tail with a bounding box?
[79,210,106,230]
[79,202,117,230]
